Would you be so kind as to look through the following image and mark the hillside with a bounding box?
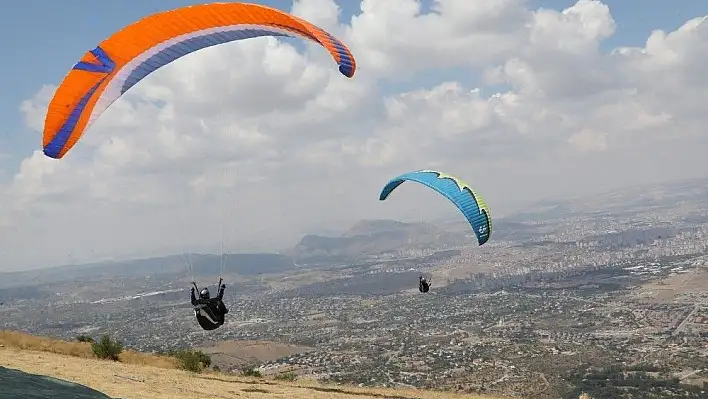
[0,330,506,399]
[291,219,469,259]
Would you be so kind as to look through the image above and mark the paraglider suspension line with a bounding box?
[173,125,196,285]
[218,129,228,282]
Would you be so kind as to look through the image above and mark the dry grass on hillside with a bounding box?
[1,347,504,399]
[0,329,595,399]
[0,330,177,369]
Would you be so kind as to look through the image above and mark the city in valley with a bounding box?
[1,178,707,399]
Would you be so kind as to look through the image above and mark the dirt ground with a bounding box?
[639,267,708,302]
[199,339,312,371]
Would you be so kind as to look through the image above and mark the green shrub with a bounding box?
[172,349,212,373]
[241,367,262,378]
[274,372,297,381]
[76,335,94,343]
[91,334,122,361]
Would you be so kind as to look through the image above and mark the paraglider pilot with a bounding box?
[419,275,431,293]
[191,278,229,330]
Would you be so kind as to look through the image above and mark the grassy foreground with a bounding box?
[0,329,594,399]
[0,330,506,399]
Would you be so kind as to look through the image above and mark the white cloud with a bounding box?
[567,128,607,152]
[347,0,531,78]
[2,0,707,269]
[19,85,56,133]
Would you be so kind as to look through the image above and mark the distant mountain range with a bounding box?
[0,253,294,290]
[289,219,469,260]
[3,175,706,291]
[0,219,475,290]
[287,218,543,260]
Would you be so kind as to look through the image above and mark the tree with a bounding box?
[91,335,123,361]
[241,367,262,377]
[76,335,94,343]
[172,349,212,373]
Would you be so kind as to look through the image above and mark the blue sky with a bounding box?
[0,0,705,178]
